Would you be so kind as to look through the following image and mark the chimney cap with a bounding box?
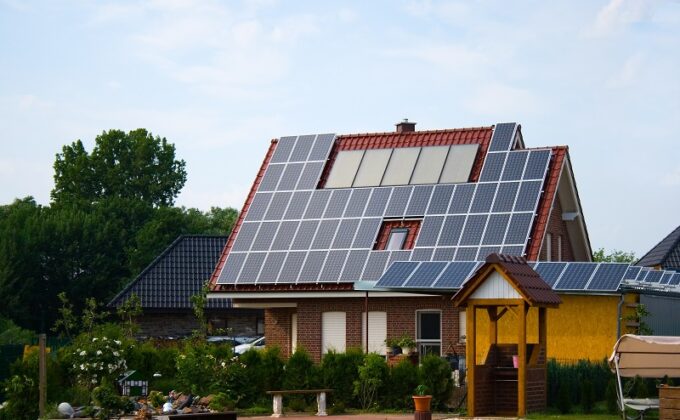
[395,118,417,133]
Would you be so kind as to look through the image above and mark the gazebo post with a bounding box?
[466,303,477,417]
[488,307,498,347]
[518,301,527,417]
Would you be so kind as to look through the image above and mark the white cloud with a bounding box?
[384,43,488,76]
[588,0,656,37]
[606,53,644,88]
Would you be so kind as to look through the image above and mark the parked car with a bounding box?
[234,336,265,355]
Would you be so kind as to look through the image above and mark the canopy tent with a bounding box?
[609,334,680,419]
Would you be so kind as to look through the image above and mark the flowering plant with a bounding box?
[69,336,128,389]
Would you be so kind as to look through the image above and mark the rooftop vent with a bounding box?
[396,118,416,133]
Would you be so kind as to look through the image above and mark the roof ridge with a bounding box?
[338,126,493,138]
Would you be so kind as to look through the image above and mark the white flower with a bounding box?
[92,337,98,342]
[113,351,119,357]
[114,340,121,345]
[96,350,102,355]
[79,351,86,356]
[91,379,97,384]
[220,361,226,368]
[80,364,85,370]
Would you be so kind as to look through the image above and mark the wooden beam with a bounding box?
[540,307,548,405]
[487,307,498,346]
[518,302,527,417]
[467,304,477,417]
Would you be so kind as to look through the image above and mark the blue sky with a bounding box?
[1,0,678,257]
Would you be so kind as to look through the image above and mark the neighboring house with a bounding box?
[109,235,263,338]
[207,121,680,362]
[636,225,680,272]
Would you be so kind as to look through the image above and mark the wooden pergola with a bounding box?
[452,254,561,417]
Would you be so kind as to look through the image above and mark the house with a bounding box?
[636,225,680,272]
[109,235,263,338]
[207,121,680,362]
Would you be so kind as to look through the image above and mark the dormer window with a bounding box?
[375,220,422,250]
[386,228,409,250]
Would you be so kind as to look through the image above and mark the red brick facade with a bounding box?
[539,198,575,262]
[264,295,464,362]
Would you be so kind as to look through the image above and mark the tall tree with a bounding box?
[52,129,187,207]
[592,248,636,263]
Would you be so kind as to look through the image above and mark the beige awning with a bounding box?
[609,334,680,378]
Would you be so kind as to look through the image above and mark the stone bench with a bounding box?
[265,389,333,417]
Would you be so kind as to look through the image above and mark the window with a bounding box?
[546,233,552,261]
[291,313,298,354]
[362,311,387,354]
[386,228,408,250]
[557,235,563,261]
[417,310,441,356]
[322,312,346,353]
[375,220,421,250]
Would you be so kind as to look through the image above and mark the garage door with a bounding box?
[362,311,387,354]
[322,312,346,353]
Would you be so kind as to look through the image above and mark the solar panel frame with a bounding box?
[245,192,273,221]
[284,191,312,220]
[388,250,412,267]
[324,189,351,218]
[259,164,285,191]
[385,186,413,217]
[291,220,320,250]
[427,184,455,215]
[404,262,448,287]
[318,250,348,283]
[352,218,381,248]
[479,152,507,181]
[438,215,465,247]
[504,213,533,245]
[251,221,279,251]
[376,261,419,287]
[554,263,598,290]
[514,181,542,212]
[308,133,336,161]
[364,187,392,217]
[298,250,327,283]
[482,214,510,245]
[237,252,267,284]
[501,151,529,181]
[501,245,525,256]
[289,134,315,162]
[416,216,444,247]
[332,219,360,249]
[523,149,552,180]
[449,184,475,214]
[303,190,332,219]
[231,222,259,252]
[362,251,390,281]
[624,266,642,280]
[455,247,478,261]
[470,183,498,213]
[533,262,568,287]
[492,182,520,213]
[296,161,325,190]
[489,123,517,152]
[257,252,287,283]
[432,247,456,261]
[277,251,306,284]
[477,246,501,260]
[411,248,434,261]
[432,261,481,289]
[406,185,434,216]
[277,162,304,191]
[459,214,488,246]
[586,263,629,291]
[660,272,674,285]
[270,136,297,163]
[344,188,371,217]
[311,219,340,250]
[216,253,247,284]
[670,273,680,286]
[264,192,292,220]
[645,271,663,283]
[271,221,300,251]
[340,249,370,281]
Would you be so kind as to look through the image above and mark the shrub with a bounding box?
[209,392,236,412]
[320,349,364,407]
[385,359,419,409]
[353,353,388,410]
[175,341,232,395]
[557,383,572,414]
[0,374,38,420]
[64,335,129,390]
[547,359,613,409]
[606,378,619,414]
[91,380,132,420]
[581,379,595,413]
[283,348,317,390]
[239,346,284,403]
[419,354,453,409]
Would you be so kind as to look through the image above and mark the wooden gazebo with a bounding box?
[452,254,561,417]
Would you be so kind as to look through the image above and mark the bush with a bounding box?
[91,380,132,420]
[581,379,595,413]
[385,359,419,409]
[320,349,364,407]
[209,392,236,412]
[0,374,38,420]
[419,354,453,409]
[557,383,572,413]
[606,378,619,414]
[547,359,613,409]
[239,346,284,403]
[353,353,388,410]
[175,341,233,395]
[283,348,317,391]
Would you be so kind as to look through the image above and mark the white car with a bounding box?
[234,336,265,355]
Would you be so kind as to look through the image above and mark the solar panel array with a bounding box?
[374,260,680,293]
[217,124,556,285]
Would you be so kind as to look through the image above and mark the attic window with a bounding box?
[375,220,421,250]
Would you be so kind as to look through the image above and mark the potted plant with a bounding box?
[413,384,432,412]
[398,334,416,355]
[385,337,402,355]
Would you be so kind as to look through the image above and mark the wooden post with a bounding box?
[539,307,547,404]
[466,304,476,417]
[517,302,527,417]
[39,333,47,418]
[487,307,498,347]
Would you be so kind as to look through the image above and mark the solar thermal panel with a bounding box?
[479,153,507,181]
[489,123,517,152]
[344,189,371,217]
[501,151,529,181]
[332,219,360,249]
[258,252,287,283]
[270,136,297,163]
[277,252,306,283]
[308,133,335,161]
[245,193,273,221]
[376,261,419,287]
[324,189,351,218]
[289,134,315,162]
[264,192,292,220]
[291,220,320,250]
[406,185,433,216]
[352,218,381,248]
[284,191,312,219]
[533,262,567,287]
[438,215,465,246]
[216,253,247,284]
[470,183,497,213]
[340,250,370,281]
[386,186,413,216]
[459,214,488,246]
[365,188,392,217]
[318,250,348,282]
[586,263,628,291]
[237,252,267,283]
[523,149,551,180]
[492,182,519,213]
[416,216,444,247]
[259,164,285,191]
[232,223,259,252]
[362,251,390,281]
[433,261,481,288]
[304,190,332,219]
[404,262,447,287]
[555,263,597,290]
[449,184,475,213]
[427,184,454,215]
[277,163,304,190]
[296,161,324,190]
[298,251,327,283]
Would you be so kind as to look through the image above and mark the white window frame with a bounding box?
[322,311,346,354]
[458,309,466,343]
[557,235,563,261]
[416,309,442,357]
[546,233,552,261]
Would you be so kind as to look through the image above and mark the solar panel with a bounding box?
[340,250,369,281]
[432,261,481,288]
[264,192,292,220]
[438,215,465,246]
[427,184,454,215]
[304,190,331,219]
[237,252,266,283]
[284,191,312,219]
[455,247,478,261]
[297,161,324,190]
[501,245,525,256]
[251,221,279,251]
[479,153,507,181]
[670,273,680,286]
[232,223,259,252]
[289,134,315,162]
[344,189,371,217]
[416,216,444,247]
[660,272,674,285]
[636,269,650,281]
[489,123,517,152]
[311,219,339,249]
[308,133,335,161]
[533,262,568,287]
[270,136,297,163]
[586,263,628,291]
[501,151,528,181]
[460,214,488,246]
[411,248,434,261]
[477,246,501,260]
[523,149,551,180]
[388,250,411,267]
[318,250,348,283]
[365,188,392,217]
[332,219,360,249]
[258,252,286,283]
[376,261,419,287]
[385,186,412,216]
[216,253,247,283]
[645,270,663,283]
[470,183,497,213]
[505,213,533,244]
[324,189,351,218]
[259,164,285,191]
[245,193,273,221]
[277,163,304,190]
[291,220,320,250]
[555,263,598,290]
[492,182,519,212]
[433,247,456,261]
[362,252,390,281]
[406,185,433,216]
[482,214,510,245]
[278,252,306,283]
[514,181,542,212]
[271,221,299,251]
[404,262,447,287]
[624,266,642,280]
[449,184,475,213]
[298,251,327,283]
[352,218,381,248]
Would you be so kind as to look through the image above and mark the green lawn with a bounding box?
[527,415,621,420]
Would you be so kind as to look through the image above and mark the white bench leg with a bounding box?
[271,393,283,418]
[316,391,327,416]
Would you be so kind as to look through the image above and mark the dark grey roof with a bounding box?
[109,235,230,309]
[636,225,680,270]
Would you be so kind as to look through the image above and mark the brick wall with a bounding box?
[264,295,464,362]
[136,310,261,338]
[540,198,575,261]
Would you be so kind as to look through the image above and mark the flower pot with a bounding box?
[401,346,412,355]
[413,395,432,412]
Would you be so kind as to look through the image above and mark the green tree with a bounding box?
[592,248,636,263]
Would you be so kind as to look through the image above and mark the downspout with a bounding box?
[616,293,625,338]
[365,291,369,354]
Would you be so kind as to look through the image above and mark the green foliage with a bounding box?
[175,342,225,395]
[283,348,318,391]
[605,378,619,414]
[190,282,210,339]
[396,333,416,349]
[147,390,165,409]
[0,374,38,420]
[547,359,614,411]
[116,293,142,339]
[592,248,636,263]
[353,353,388,410]
[52,292,78,340]
[91,380,132,420]
[209,392,236,412]
[239,347,284,400]
[385,359,420,409]
[419,354,453,409]
[0,317,33,345]
[581,379,595,413]
[414,384,429,396]
[557,383,572,413]
[624,304,653,335]
[65,334,129,390]
[320,349,364,407]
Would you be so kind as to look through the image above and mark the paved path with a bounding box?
[246,414,455,419]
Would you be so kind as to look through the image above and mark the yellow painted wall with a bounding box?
[472,294,633,363]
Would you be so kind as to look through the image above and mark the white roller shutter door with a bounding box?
[291,313,298,354]
[322,311,346,353]
[362,311,387,354]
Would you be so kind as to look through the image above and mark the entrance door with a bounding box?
[417,310,441,356]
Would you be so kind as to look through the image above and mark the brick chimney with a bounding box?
[396,118,416,133]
